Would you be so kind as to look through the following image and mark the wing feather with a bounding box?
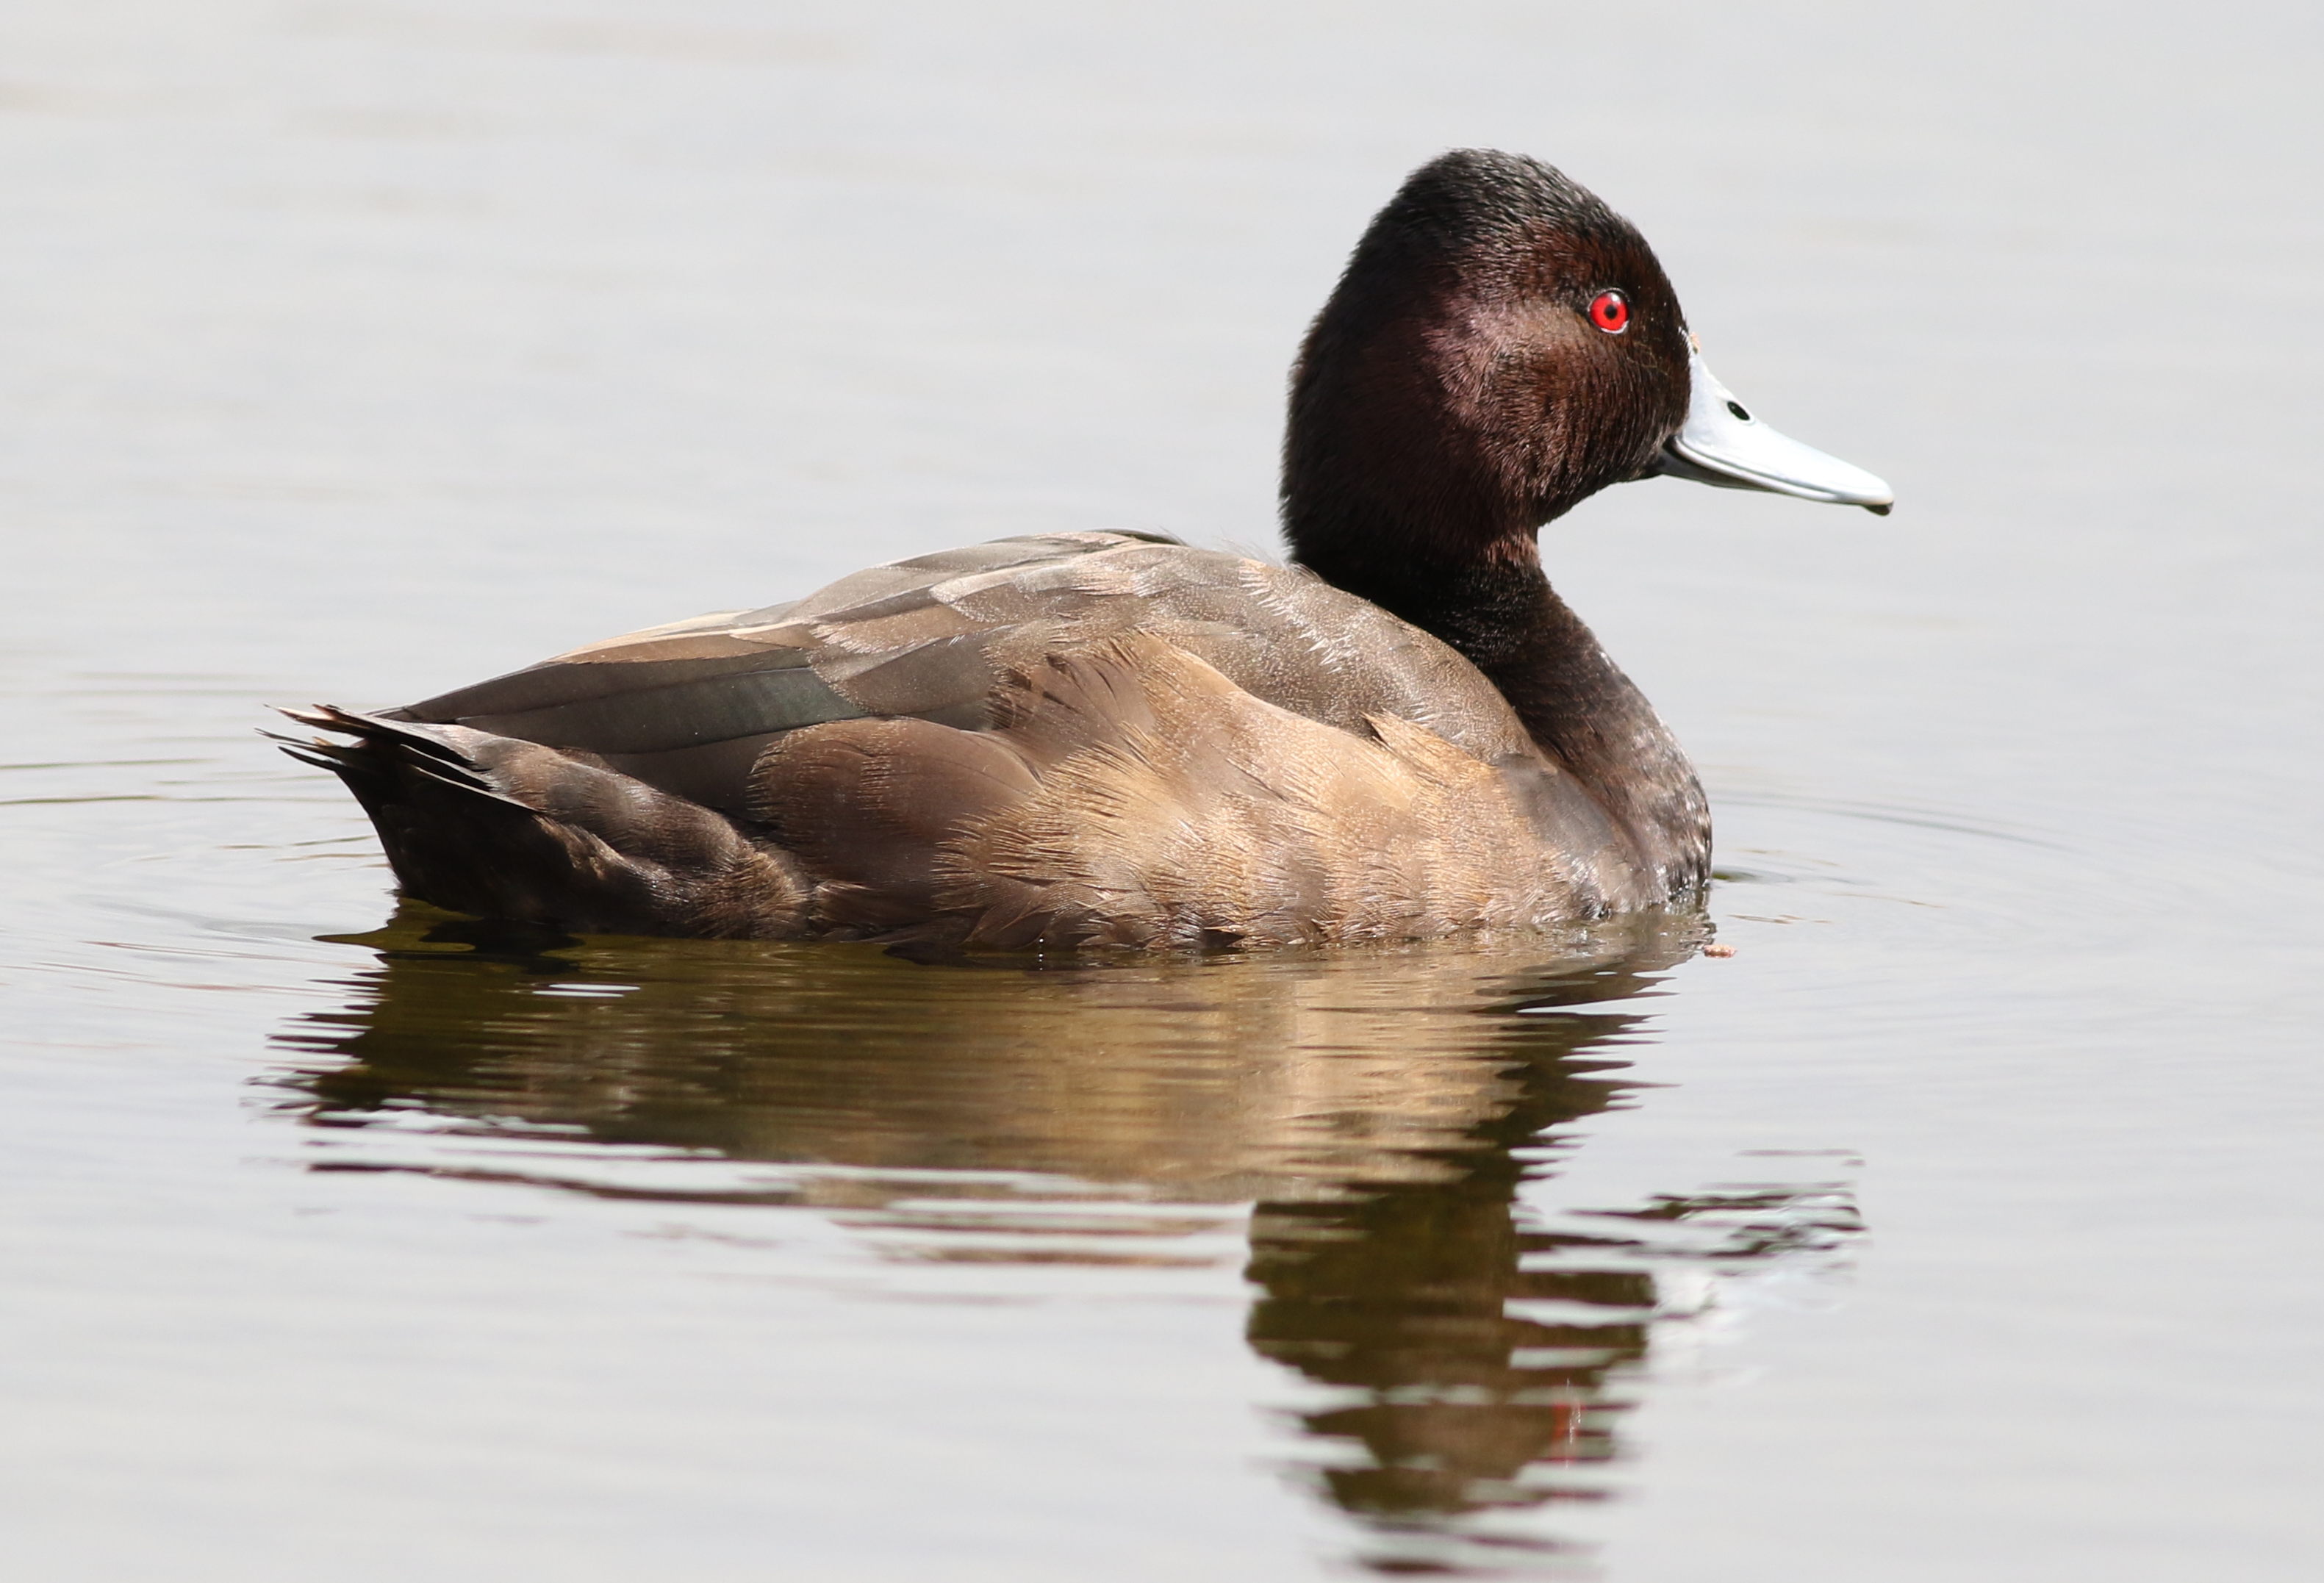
[388,530,1539,817]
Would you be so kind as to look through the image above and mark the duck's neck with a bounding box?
[1297,529,1709,894]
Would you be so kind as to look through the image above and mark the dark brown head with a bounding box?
[1282,151,1693,582]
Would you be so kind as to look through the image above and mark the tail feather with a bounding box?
[276,706,810,938]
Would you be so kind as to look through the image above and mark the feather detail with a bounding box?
[274,706,811,938]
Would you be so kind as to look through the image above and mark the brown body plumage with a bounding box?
[280,151,1892,950]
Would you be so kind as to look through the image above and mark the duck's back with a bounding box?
[395,531,1539,811]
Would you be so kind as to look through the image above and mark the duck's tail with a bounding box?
[273,706,811,938]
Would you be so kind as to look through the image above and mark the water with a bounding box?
[3,1,2320,1577]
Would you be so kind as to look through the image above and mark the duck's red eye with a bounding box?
[1588,290,1629,333]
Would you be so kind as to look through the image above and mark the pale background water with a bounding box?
[3,1,2319,1578]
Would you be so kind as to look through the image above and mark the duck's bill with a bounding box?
[1654,348,1894,514]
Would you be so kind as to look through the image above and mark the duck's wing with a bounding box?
[392,531,1538,814]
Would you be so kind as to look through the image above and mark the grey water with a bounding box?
[3,2,2320,1578]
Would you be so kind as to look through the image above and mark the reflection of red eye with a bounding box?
[1588,290,1629,334]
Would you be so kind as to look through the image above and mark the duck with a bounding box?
[279,150,1892,952]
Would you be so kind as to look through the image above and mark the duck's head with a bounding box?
[1283,151,1891,584]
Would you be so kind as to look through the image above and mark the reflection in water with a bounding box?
[268,908,1859,1574]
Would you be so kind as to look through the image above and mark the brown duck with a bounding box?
[281,151,1892,951]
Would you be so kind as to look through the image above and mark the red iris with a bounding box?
[1588,290,1629,334]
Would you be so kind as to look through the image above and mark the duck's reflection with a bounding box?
[270,908,1855,1571]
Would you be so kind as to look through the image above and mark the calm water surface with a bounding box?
[3,2,2320,1579]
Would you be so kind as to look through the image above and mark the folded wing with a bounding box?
[390,531,1541,813]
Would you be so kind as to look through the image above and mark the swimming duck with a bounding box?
[281,150,1891,951]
